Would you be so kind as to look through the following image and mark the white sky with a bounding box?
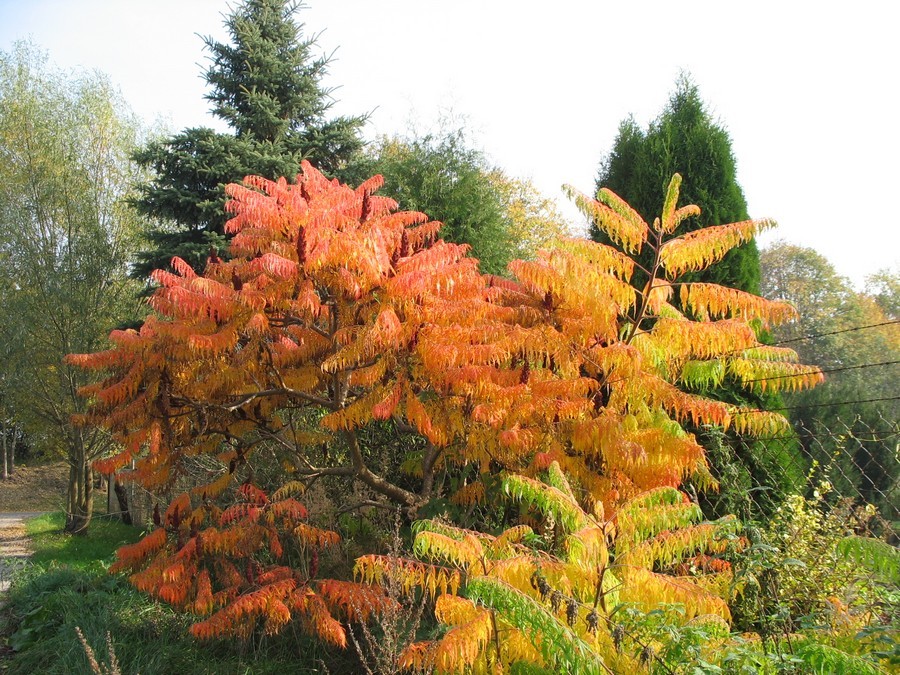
[1,0,898,287]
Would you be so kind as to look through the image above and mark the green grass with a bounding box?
[1,513,356,674]
[24,512,144,568]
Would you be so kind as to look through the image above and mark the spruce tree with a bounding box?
[132,0,365,278]
[595,75,760,293]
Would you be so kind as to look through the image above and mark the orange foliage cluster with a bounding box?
[69,164,821,650]
[109,481,390,643]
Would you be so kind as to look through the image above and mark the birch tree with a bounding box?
[0,43,145,532]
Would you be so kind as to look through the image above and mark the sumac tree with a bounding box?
[375,467,740,673]
[70,164,820,651]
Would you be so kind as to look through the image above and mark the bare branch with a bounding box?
[343,430,420,507]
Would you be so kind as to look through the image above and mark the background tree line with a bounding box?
[0,43,145,532]
[1,0,895,538]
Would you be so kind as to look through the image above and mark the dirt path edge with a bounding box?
[0,513,44,594]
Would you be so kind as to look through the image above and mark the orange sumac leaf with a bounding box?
[111,527,168,573]
[659,218,775,277]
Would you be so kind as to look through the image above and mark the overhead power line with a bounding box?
[734,396,900,414]
[597,320,898,389]
[711,318,899,360]
[738,429,900,444]
[741,359,900,385]
[768,319,899,347]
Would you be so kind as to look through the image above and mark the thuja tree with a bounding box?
[69,165,822,656]
[595,75,759,293]
[595,78,793,519]
[131,0,365,278]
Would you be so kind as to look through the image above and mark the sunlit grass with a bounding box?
[24,512,143,568]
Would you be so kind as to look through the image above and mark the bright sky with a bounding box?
[2,0,897,287]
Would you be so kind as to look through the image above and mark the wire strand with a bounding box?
[740,359,900,384]
[734,395,900,414]
[768,319,899,346]
[710,318,900,360]
[733,429,900,444]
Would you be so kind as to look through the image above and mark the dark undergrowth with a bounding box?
[0,513,360,674]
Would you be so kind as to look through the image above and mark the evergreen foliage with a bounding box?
[370,128,513,274]
[131,0,365,278]
[595,75,760,294]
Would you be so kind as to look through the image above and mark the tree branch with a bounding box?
[343,430,420,507]
[335,499,395,516]
[420,441,443,498]
[224,387,335,410]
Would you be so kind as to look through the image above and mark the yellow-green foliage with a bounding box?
[837,535,900,586]
[764,488,860,617]
[759,490,896,626]
[392,463,738,673]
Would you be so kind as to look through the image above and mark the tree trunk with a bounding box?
[65,431,93,535]
[2,428,7,480]
[113,474,132,525]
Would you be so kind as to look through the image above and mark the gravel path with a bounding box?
[0,512,43,593]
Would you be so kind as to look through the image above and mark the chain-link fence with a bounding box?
[697,411,898,533]
[113,412,900,535]
[695,409,899,655]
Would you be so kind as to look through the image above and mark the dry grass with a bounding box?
[0,461,68,512]
[76,628,123,675]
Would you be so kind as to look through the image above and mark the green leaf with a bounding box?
[660,173,682,233]
[836,535,900,585]
[502,474,589,534]
[795,640,886,675]
[467,577,610,675]
[781,558,807,567]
